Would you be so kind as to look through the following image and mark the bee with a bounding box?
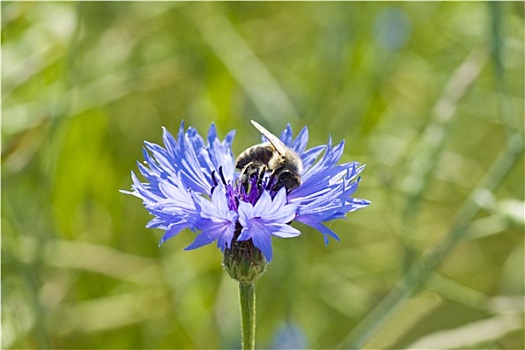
[236,120,303,192]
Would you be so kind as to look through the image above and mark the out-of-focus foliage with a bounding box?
[2,2,523,349]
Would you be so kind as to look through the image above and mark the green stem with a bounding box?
[239,282,256,350]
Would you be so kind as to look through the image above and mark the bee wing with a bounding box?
[251,120,289,156]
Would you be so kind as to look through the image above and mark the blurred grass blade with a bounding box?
[362,291,441,349]
[488,2,505,82]
[402,48,488,221]
[398,48,488,271]
[425,273,491,313]
[42,239,164,285]
[489,2,518,142]
[185,3,299,124]
[406,313,523,349]
[55,289,168,334]
[339,132,524,349]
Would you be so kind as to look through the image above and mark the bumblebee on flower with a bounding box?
[124,120,369,278]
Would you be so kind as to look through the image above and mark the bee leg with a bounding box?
[256,165,267,189]
[240,163,260,192]
[270,170,283,192]
[272,181,283,192]
[239,167,250,192]
[266,176,275,191]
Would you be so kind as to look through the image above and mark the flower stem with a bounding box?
[239,282,256,350]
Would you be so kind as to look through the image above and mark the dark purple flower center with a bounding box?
[213,166,281,212]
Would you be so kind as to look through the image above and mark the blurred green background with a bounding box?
[2,2,524,349]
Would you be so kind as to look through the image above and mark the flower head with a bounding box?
[124,121,370,263]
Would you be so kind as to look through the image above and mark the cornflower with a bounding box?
[124,121,369,349]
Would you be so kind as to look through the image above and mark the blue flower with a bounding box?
[124,121,370,262]
[185,185,238,251]
[237,189,301,262]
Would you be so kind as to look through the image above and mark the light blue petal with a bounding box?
[217,224,235,250]
[208,124,236,182]
[268,223,301,238]
[252,230,273,262]
[300,145,326,173]
[213,185,230,216]
[237,226,253,241]
[295,217,340,244]
[238,200,254,227]
[290,126,309,155]
[253,190,272,217]
[159,222,191,245]
[262,189,298,223]
[184,228,220,250]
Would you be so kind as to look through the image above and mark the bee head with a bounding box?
[274,170,301,192]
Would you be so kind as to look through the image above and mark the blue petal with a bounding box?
[238,200,255,228]
[289,126,309,155]
[185,228,220,250]
[159,222,192,245]
[176,126,214,194]
[161,126,179,159]
[301,139,345,182]
[295,218,340,244]
[268,223,301,238]
[279,124,294,146]
[300,145,326,173]
[217,224,235,250]
[196,185,232,220]
[261,189,298,223]
[239,216,267,242]
[253,191,272,217]
[238,226,253,241]
[207,124,236,182]
[251,229,273,262]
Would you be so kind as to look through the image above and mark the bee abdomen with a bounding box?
[235,143,274,169]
